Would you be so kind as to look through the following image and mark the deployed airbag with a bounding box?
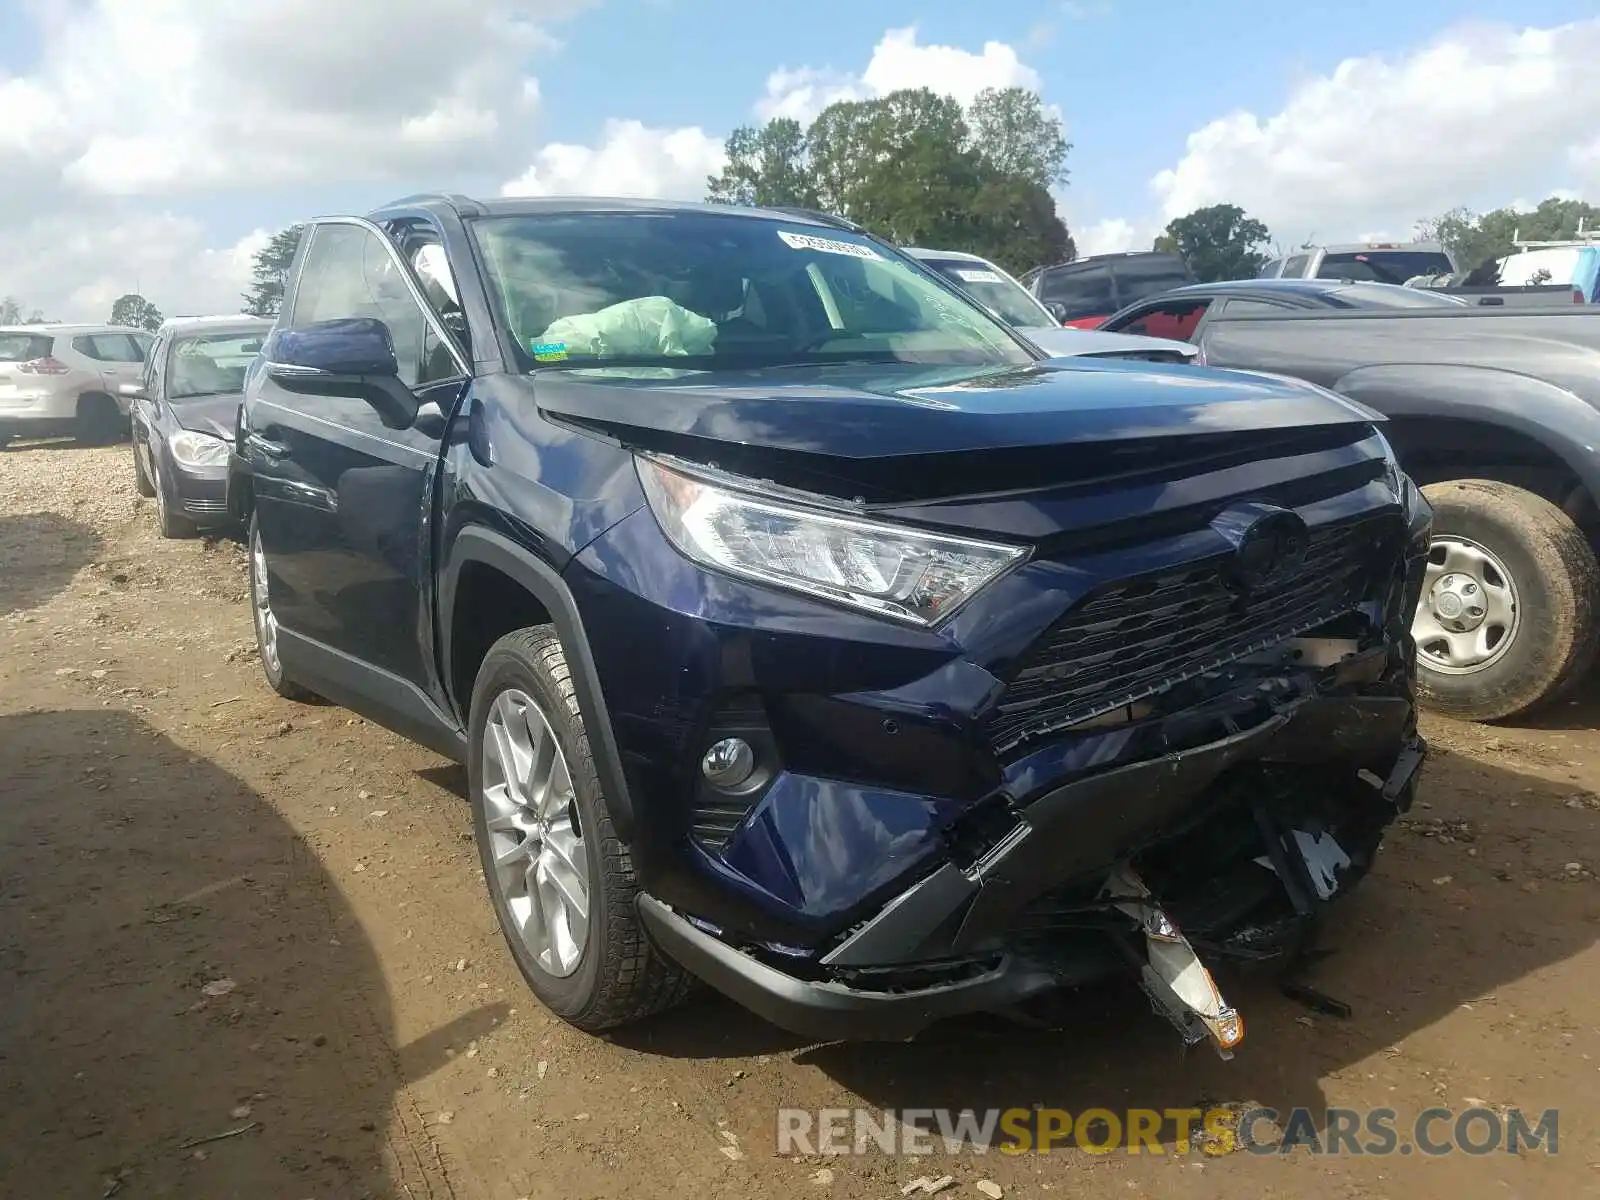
[540,296,717,359]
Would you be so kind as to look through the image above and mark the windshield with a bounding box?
[1317,251,1454,285]
[168,330,265,399]
[473,212,1034,371]
[918,258,1051,328]
[1327,283,1469,308]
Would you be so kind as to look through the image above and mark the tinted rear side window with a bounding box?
[1110,256,1194,306]
[1037,265,1115,320]
[0,333,52,362]
[1282,254,1310,278]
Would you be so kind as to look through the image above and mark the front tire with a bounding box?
[468,627,691,1031]
[152,461,193,539]
[1414,480,1600,721]
[132,434,156,497]
[249,513,314,701]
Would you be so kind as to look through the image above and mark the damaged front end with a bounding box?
[637,473,1431,1047]
[603,374,1435,1049]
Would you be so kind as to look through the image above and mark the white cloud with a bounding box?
[6,0,588,199]
[0,0,597,320]
[1150,18,1600,241]
[0,214,267,323]
[501,120,725,199]
[757,26,1039,124]
[1075,217,1142,256]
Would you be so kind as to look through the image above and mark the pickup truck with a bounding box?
[1101,280,1600,721]
[228,195,1427,1048]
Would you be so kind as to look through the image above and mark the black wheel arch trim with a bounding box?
[440,525,637,842]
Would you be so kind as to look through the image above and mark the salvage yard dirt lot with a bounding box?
[3,443,1599,1200]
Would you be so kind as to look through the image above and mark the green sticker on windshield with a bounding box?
[531,341,568,362]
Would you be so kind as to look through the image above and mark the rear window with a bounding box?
[1317,251,1453,285]
[0,333,52,362]
[1037,265,1115,321]
[1282,254,1310,278]
[71,333,149,363]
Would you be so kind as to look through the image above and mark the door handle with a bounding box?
[247,433,291,461]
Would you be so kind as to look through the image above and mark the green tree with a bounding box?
[1155,204,1273,282]
[705,86,1072,275]
[965,172,1075,275]
[707,118,816,208]
[1417,196,1600,274]
[242,225,305,317]
[966,87,1070,190]
[0,297,48,324]
[109,293,163,331]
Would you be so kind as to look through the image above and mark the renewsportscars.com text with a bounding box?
[775,1106,1558,1157]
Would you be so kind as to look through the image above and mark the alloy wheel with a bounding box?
[251,525,282,678]
[480,687,589,978]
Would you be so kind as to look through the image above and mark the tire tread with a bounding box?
[480,627,692,1030]
[1417,479,1600,721]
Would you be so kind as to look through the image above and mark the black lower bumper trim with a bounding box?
[637,894,1056,1041]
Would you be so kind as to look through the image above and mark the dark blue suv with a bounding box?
[231,195,1431,1051]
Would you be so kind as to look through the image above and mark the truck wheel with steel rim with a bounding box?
[468,626,691,1030]
[249,513,313,700]
[1414,480,1600,721]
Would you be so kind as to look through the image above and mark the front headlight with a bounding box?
[168,430,230,468]
[638,458,1027,626]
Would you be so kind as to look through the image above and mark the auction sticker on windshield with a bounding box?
[777,230,882,260]
[955,269,1003,284]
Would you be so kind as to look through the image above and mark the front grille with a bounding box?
[182,498,227,514]
[988,517,1394,754]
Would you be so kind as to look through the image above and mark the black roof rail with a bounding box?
[374,192,487,218]
[764,206,869,235]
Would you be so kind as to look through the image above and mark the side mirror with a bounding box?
[264,318,419,430]
[118,382,146,400]
[1045,301,1069,323]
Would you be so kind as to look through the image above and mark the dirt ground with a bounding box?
[2,441,1598,1200]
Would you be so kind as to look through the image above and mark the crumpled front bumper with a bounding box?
[638,658,1425,1041]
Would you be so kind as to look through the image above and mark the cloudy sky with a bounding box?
[1,0,1596,321]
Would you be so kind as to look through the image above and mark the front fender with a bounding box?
[1333,363,1600,499]
[438,526,638,841]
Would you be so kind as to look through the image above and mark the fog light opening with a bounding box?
[701,737,755,790]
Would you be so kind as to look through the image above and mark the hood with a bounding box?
[530,359,1376,503]
[170,395,241,440]
[1022,326,1198,360]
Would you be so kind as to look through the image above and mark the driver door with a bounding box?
[248,218,470,726]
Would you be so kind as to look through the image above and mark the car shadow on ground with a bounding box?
[617,748,1599,1144]
[0,709,496,1197]
[0,513,102,614]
